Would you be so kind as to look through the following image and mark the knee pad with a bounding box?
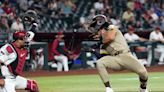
[26,80,39,92]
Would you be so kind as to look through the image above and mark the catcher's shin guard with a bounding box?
[26,80,39,92]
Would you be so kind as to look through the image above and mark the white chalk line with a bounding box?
[118,76,164,81]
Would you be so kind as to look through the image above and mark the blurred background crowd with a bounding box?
[0,0,164,71]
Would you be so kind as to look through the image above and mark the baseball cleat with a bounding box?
[140,88,148,92]
[106,87,114,92]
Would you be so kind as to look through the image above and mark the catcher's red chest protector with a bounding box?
[7,43,27,76]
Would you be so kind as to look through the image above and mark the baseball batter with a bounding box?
[88,15,148,92]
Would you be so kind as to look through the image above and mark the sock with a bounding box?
[140,77,148,89]
[104,81,111,87]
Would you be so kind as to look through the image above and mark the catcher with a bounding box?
[87,15,148,92]
[0,10,39,92]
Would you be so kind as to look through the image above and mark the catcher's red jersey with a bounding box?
[0,42,27,76]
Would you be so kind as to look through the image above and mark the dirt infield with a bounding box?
[23,65,164,77]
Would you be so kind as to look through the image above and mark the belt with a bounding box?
[111,50,130,56]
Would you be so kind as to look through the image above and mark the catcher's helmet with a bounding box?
[13,31,26,40]
[88,15,111,32]
[13,31,35,42]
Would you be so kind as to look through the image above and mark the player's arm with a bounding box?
[139,37,148,42]
[0,45,10,64]
[0,44,17,65]
[0,79,5,86]
[101,26,116,44]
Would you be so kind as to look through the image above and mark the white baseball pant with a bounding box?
[54,54,69,72]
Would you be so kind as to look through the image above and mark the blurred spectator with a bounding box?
[2,1,12,14]
[141,10,153,29]
[162,3,164,16]
[122,8,135,26]
[138,0,145,4]
[0,2,6,16]
[59,0,75,17]
[105,6,116,19]
[160,16,164,30]
[124,26,147,42]
[0,2,9,30]
[47,0,59,18]
[110,16,121,28]
[0,16,9,30]
[94,0,104,12]
[8,6,16,20]
[103,0,109,9]
[41,0,49,12]
[127,0,134,11]
[31,0,49,14]
[148,9,159,22]
[51,31,69,72]
[148,26,164,65]
[17,0,29,12]
[2,1,16,23]
[87,9,96,19]
[149,26,164,43]
[10,16,24,31]
[126,15,137,28]
[134,1,143,21]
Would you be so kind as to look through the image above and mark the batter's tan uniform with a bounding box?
[96,27,148,83]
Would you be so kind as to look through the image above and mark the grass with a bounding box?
[30,72,164,92]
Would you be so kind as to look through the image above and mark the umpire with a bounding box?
[88,15,148,92]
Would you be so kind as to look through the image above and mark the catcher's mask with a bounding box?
[22,10,38,24]
[21,10,39,32]
[88,15,110,33]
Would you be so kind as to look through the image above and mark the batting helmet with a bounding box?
[88,15,111,32]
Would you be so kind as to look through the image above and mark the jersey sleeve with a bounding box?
[108,25,117,31]
[0,44,17,65]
